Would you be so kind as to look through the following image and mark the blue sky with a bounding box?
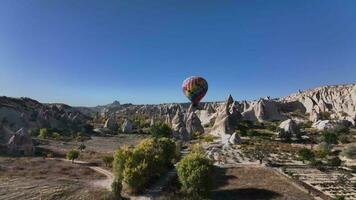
[0,0,355,106]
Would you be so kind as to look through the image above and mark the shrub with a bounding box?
[102,156,114,167]
[112,138,177,194]
[334,196,345,200]
[338,134,352,144]
[177,152,213,197]
[327,157,342,167]
[111,179,122,199]
[113,146,132,181]
[78,143,86,151]
[52,132,61,140]
[66,150,79,163]
[334,125,350,134]
[298,148,315,163]
[38,128,48,139]
[319,112,331,120]
[299,121,312,129]
[265,122,279,132]
[342,145,356,159]
[149,123,172,138]
[203,135,216,143]
[322,131,338,145]
[310,159,324,170]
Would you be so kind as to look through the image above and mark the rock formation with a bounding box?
[210,95,242,142]
[312,119,352,131]
[7,128,34,155]
[278,119,300,138]
[229,132,241,144]
[121,119,133,133]
[104,117,118,132]
[171,110,190,140]
[186,112,204,136]
[242,99,286,122]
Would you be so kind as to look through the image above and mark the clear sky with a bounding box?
[0,0,355,106]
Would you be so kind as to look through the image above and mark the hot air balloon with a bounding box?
[182,76,208,106]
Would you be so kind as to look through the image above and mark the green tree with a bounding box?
[112,138,177,194]
[177,152,213,197]
[52,132,61,140]
[298,148,315,163]
[66,150,80,163]
[38,128,48,139]
[149,123,172,138]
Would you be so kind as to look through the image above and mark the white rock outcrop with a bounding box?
[7,128,34,155]
[186,112,204,136]
[278,119,300,138]
[121,119,133,133]
[171,110,190,141]
[210,95,241,140]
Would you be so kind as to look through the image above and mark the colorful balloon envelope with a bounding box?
[182,76,208,105]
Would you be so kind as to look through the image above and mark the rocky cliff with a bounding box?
[0,97,89,134]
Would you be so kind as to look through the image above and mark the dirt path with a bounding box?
[48,158,114,191]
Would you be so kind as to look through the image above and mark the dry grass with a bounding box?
[0,156,107,200]
[212,166,313,200]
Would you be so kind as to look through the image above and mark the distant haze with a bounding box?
[0,1,355,106]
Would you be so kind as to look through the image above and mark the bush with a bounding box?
[102,156,114,167]
[111,179,122,199]
[52,132,61,140]
[78,143,86,151]
[177,152,213,197]
[149,123,172,138]
[66,150,79,163]
[319,112,331,120]
[203,135,216,143]
[298,148,315,163]
[334,196,345,200]
[310,159,324,170]
[327,157,342,167]
[342,145,356,159]
[113,146,132,181]
[299,121,312,129]
[266,123,278,132]
[112,138,177,194]
[338,134,352,144]
[38,128,48,139]
[322,131,338,145]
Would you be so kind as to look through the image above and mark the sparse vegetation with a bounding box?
[342,145,356,159]
[319,111,331,120]
[66,150,80,163]
[203,134,217,143]
[52,132,61,140]
[298,148,315,163]
[78,143,86,151]
[102,156,114,167]
[149,123,172,138]
[39,128,48,139]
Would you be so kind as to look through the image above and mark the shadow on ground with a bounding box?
[211,188,281,200]
[211,167,281,200]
